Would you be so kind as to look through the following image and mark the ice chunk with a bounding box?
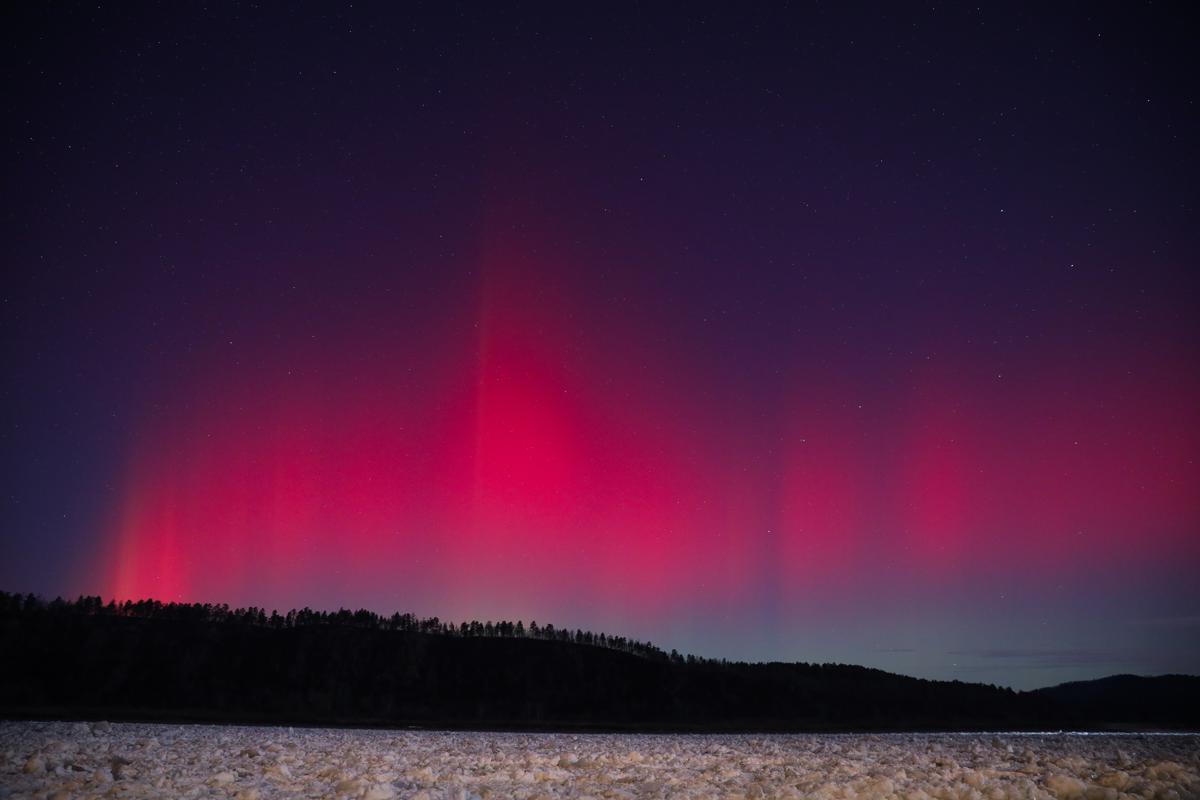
[211,769,236,785]
[1045,773,1087,797]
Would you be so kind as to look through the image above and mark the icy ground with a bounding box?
[1,722,1197,800]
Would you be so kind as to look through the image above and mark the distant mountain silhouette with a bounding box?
[2,593,1195,731]
[1032,674,1200,729]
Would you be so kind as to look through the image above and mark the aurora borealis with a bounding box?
[3,3,1197,689]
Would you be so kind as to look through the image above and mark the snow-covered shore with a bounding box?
[1,721,1196,799]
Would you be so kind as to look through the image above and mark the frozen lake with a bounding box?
[1,721,1197,799]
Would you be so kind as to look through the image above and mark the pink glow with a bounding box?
[100,247,1200,627]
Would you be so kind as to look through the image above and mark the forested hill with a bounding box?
[2,593,1195,731]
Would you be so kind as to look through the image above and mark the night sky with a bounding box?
[4,3,1197,690]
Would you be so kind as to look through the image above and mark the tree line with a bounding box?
[0,591,707,666]
[3,589,1195,730]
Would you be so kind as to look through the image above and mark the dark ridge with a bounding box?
[1031,674,1200,729]
[2,593,1196,731]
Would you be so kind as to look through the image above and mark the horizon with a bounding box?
[5,589,1194,694]
[3,4,1197,693]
